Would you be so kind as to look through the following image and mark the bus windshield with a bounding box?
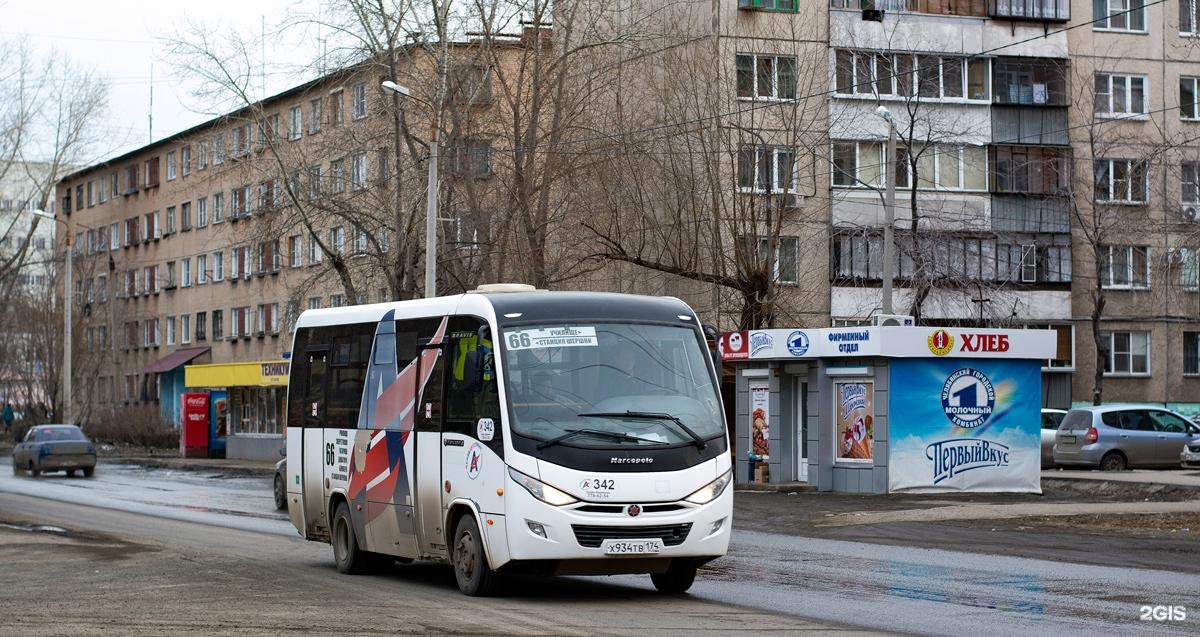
[501,323,723,447]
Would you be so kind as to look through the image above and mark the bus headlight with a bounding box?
[685,470,732,505]
[508,467,578,506]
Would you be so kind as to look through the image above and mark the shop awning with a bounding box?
[141,347,211,374]
[185,359,290,389]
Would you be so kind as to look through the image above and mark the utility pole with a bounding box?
[381,79,440,299]
[32,209,71,423]
[878,107,897,315]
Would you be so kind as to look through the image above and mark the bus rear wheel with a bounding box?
[332,502,369,574]
[651,560,698,594]
[452,514,496,596]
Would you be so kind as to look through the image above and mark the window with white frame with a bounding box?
[181,145,191,175]
[1184,0,1200,34]
[308,164,322,200]
[351,153,368,190]
[166,316,176,345]
[1094,0,1146,30]
[737,145,798,192]
[1178,247,1199,291]
[756,235,799,283]
[1101,330,1150,375]
[166,151,177,180]
[833,141,986,190]
[212,251,224,281]
[330,226,344,255]
[197,197,208,227]
[181,257,192,288]
[352,83,367,119]
[1182,77,1200,120]
[212,133,225,165]
[1183,162,1200,203]
[329,159,345,193]
[198,140,209,169]
[1094,73,1147,116]
[212,309,223,340]
[290,235,302,267]
[288,105,302,140]
[166,206,176,234]
[330,294,344,308]
[181,314,191,344]
[309,97,322,134]
[736,53,797,100]
[1094,158,1149,203]
[212,192,224,222]
[834,50,990,101]
[309,234,323,264]
[353,228,368,255]
[1101,244,1151,289]
[197,254,208,284]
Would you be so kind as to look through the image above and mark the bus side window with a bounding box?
[408,317,445,432]
[301,347,329,428]
[445,316,500,441]
[358,327,397,430]
[286,328,311,428]
[325,326,373,429]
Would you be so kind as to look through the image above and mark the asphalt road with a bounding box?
[1,459,1198,636]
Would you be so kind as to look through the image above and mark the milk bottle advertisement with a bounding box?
[888,358,1041,493]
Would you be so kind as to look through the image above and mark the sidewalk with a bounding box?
[1043,468,1200,488]
[104,455,276,476]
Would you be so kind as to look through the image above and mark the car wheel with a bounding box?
[11,458,19,475]
[273,474,287,510]
[1100,451,1127,472]
[83,467,94,478]
[28,461,39,477]
[452,514,496,596]
[66,469,76,477]
[332,501,369,574]
[651,560,699,594]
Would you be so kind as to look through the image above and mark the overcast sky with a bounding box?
[5,0,324,163]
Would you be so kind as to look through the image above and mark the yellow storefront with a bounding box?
[185,360,290,461]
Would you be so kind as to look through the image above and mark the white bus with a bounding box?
[284,286,732,595]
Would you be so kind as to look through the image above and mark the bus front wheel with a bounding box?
[332,502,369,574]
[651,560,698,594]
[451,514,496,596]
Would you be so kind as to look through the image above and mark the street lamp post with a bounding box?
[876,106,897,316]
[31,209,71,424]
[382,80,439,299]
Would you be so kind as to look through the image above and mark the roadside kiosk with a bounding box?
[721,326,1057,493]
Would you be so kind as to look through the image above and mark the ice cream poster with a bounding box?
[887,358,1041,493]
[835,382,873,462]
[749,379,770,459]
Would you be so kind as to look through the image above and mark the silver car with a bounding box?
[1040,408,1068,467]
[12,424,97,477]
[1054,405,1200,471]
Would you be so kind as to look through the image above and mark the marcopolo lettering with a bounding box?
[925,438,1010,484]
[959,333,1010,353]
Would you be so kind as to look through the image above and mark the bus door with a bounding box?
[409,318,449,558]
[299,346,330,538]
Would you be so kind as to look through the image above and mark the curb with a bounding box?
[735,483,818,493]
[105,456,275,477]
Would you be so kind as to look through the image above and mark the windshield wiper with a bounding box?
[578,411,707,450]
[536,428,660,450]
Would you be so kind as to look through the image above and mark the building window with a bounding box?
[166,151,177,180]
[737,145,798,192]
[329,90,343,126]
[1183,162,1200,204]
[288,105,303,140]
[181,257,192,288]
[309,97,322,134]
[1094,73,1147,116]
[330,294,344,308]
[329,159,345,193]
[353,228,368,255]
[446,142,492,177]
[736,53,796,100]
[309,234,323,264]
[196,312,207,342]
[834,141,986,190]
[992,57,1069,105]
[308,297,321,310]
[1094,158,1148,203]
[352,82,367,119]
[740,0,798,10]
[197,197,208,227]
[1101,331,1150,375]
[210,251,223,282]
[835,50,989,101]
[166,317,176,345]
[181,201,192,231]
[990,145,1069,195]
[213,309,224,340]
[308,164,322,200]
[1178,247,1199,291]
[212,192,224,223]
[181,314,191,345]
[198,254,208,284]
[290,235,302,267]
[1101,245,1150,289]
[757,236,799,283]
[1094,0,1146,31]
[330,226,345,255]
[351,153,368,190]
[1182,77,1200,120]
[212,133,225,165]
[166,206,176,234]
[1185,332,1200,374]
[181,145,191,175]
[198,141,209,170]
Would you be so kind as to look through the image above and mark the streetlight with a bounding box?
[30,208,72,424]
[876,106,897,316]
[381,79,439,299]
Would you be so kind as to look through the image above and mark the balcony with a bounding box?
[988,145,1072,196]
[988,0,1069,21]
[831,0,987,17]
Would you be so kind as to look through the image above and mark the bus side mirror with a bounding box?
[701,324,721,371]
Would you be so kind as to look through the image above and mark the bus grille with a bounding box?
[571,523,693,548]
